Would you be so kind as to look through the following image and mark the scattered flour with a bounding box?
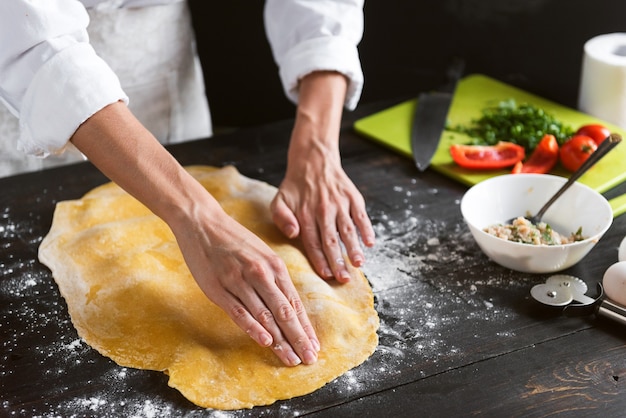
[360,202,536,366]
[1,183,537,416]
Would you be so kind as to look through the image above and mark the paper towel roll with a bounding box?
[578,33,626,129]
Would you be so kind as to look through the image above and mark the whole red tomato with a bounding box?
[576,123,610,146]
[559,134,598,172]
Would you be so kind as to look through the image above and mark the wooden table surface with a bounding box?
[2,101,626,417]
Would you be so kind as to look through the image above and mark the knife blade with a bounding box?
[411,58,465,171]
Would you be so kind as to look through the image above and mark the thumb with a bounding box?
[270,191,300,239]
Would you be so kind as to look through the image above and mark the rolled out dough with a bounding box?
[39,165,379,410]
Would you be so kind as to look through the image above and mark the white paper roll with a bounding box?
[578,33,626,129]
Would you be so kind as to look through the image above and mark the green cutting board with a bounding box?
[354,74,626,193]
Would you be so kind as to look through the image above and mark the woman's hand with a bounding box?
[170,199,320,367]
[271,150,374,282]
[270,71,375,282]
[71,101,320,366]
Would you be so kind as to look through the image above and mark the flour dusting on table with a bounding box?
[361,202,537,365]
[1,181,541,416]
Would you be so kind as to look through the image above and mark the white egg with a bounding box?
[619,236,626,262]
[603,261,626,306]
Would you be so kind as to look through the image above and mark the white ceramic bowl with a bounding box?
[460,173,613,274]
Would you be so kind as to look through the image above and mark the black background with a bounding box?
[189,0,626,128]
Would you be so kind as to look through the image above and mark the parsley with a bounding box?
[570,226,585,242]
[447,99,575,152]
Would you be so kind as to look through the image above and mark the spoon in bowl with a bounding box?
[507,132,622,225]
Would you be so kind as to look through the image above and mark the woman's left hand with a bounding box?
[270,71,375,282]
[271,150,375,282]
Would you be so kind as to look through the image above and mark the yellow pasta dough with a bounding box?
[39,165,379,410]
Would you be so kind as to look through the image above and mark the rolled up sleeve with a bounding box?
[264,0,364,110]
[0,0,128,157]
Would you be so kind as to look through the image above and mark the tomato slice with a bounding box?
[449,141,525,170]
[576,123,610,146]
[559,134,598,172]
[511,134,559,174]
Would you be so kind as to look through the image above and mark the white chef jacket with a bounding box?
[0,0,364,175]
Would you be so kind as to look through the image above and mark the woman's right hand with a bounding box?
[71,101,320,367]
[168,195,321,367]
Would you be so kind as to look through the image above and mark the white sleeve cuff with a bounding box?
[18,43,128,157]
[278,36,364,111]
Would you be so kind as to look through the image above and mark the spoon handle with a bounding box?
[534,133,622,221]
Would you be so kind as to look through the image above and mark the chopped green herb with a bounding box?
[447,99,575,152]
[570,226,585,242]
[541,228,555,245]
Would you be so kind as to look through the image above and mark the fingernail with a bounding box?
[285,225,297,238]
[287,351,302,366]
[311,338,321,352]
[302,349,317,365]
[352,255,364,266]
[322,268,333,278]
[259,333,272,347]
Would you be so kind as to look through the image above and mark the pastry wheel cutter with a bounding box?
[531,274,626,326]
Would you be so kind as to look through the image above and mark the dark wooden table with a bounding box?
[2,101,626,417]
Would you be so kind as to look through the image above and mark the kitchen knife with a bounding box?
[411,58,465,171]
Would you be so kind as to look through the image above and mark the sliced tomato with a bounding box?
[511,134,559,174]
[559,134,598,172]
[449,141,525,170]
[576,123,610,146]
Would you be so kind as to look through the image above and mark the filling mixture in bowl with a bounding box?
[484,216,585,245]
